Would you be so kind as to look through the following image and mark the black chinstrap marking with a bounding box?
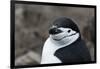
[53,33,77,41]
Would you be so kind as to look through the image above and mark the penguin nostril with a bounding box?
[68,30,71,33]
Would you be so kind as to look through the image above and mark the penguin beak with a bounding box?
[49,27,62,35]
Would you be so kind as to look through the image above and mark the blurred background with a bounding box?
[15,3,95,66]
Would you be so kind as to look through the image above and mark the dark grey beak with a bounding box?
[49,27,62,35]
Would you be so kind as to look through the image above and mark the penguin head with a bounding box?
[49,17,80,44]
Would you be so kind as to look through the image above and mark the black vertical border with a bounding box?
[10,1,15,69]
[94,6,97,63]
[10,1,97,69]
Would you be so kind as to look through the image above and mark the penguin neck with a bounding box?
[50,33,80,48]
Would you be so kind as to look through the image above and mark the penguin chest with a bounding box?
[41,38,62,64]
[41,45,62,64]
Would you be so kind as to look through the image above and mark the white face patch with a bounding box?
[50,27,77,39]
[50,27,79,46]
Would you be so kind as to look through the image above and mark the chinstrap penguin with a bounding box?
[41,17,91,64]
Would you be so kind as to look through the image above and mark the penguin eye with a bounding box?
[67,30,71,33]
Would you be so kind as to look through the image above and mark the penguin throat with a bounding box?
[50,33,80,47]
[53,33,77,41]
